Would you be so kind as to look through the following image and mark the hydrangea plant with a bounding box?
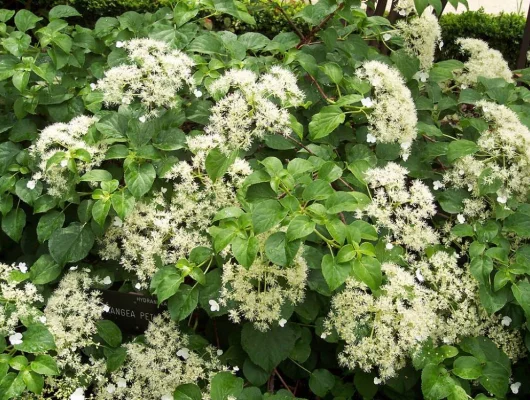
[0,0,529,399]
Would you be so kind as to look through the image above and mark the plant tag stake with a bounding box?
[100,290,163,333]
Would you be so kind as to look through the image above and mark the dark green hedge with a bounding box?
[439,9,526,69]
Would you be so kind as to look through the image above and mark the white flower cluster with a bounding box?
[456,38,513,87]
[357,61,418,159]
[365,163,439,253]
[326,253,525,381]
[99,152,251,282]
[44,271,107,396]
[220,249,308,331]
[30,116,103,197]
[443,101,530,207]
[325,263,438,380]
[0,262,43,337]
[395,0,416,16]
[96,313,225,399]
[205,66,304,152]
[396,12,442,70]
[95,38,195,116]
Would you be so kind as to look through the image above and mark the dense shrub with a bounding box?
[2,1,530,400]
[439,9,526,68]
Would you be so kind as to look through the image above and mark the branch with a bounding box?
[296,2,345,49]
[274,369,294,396]
[270,0,304,39]
[307,74,332,102]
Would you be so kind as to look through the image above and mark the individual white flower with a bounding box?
[103,305,110,313]
[113,217,123,227]
[361,97,374,108]
[501,316,512,327]
[383,33,392,41]
[116,41,124,48]
[374,377,382,385]
[106,384,116,394]
[497,195,508,204]
[433,180,444,190]
[439,40,444,49]
[217,349,223,356]
[415,269,425,283]
[102,276,112,285]
[233,366,239,372]
[117,378,127,388]
[139,116,147,123]
[399,9,407,16]
[70,266,78,271]
[60,159,68,168]
[511,382,521,394]
[90,83,97,90]
[279,318,287,327]
[70,388,85,400]
[26,180,36,190]
[193,89,203,97]
[161,395,173,400]
[135,283,142,290]
[39,316,47,324]
[457,214,466,224]
[9,332,23,345]
[17,262,27,273]
[209,299,220,312]
[366,133,377,143]
[385,243,394,250]
[176,347,190,360]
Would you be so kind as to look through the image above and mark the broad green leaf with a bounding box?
[251,200,287,234]
[205,149,237,182]
[352,257,382,291]
[0,142,21,174]
[210,371,244,400]
[241,323,298,372]
[309,369,336,397]
[111,190,135,220]
[302,180,334,201]
[37,211,65,243]
[92,199,111,226]
[421,364,454,400]
[308,106,345,140]
[48,223,95,265]
[264,232,300,267]
[30,355,59,376]
[96,320,122,348]
[21,370,43,394]
[14,325,56,353]
[286,215,315,241]
[49,5,81,19]
[29,255,61,285]
[231,236,259,268]
[512,280,530,316]
[80,169,113,182]
[447,140,479,162]
[174,383,203,400]
[168,285,199,321]
[14,10,42,32]
[125,162,156,198]
[453,356,482,380]
[150,266,183,304]
[1,208,25,242]
[0,373,25,400]
[504,213,530,237]
[321,254,350,291]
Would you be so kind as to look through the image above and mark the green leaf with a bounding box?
[251,200,287,234]
[9,356,27,371]
[469,256,493,286]
[168,284,199,321]
[414,0,430,15]
[111,190,135,220]
[125,162,156,198]
[14,325,56,353]
[238,32,270,51]
[30,355,59,376]
[447,140,479,162]
[231,236,259,268]
[504,213,530,237]
[96,320,122,348]
[286,216,315,242]
[302,180,334,201]
[264,232,300,267]
[210,371,244,400]
[2,208,25,242]
[92,199,111,226]
[325,191,370,213]
[21,370,43,394]
[320,63,343,84]
[512,280,530,316]
[37,211,65,243]
[15,179,42,205]
[49,5,81,19]
[14,10,42,32]
[421,364,454,400]
[241,323,298,372]
[150,266,183,304]
[0,373,25,400]
[48,223,95,265]
[0,142,21,174]
[453,356,482,380]
[352,257,382,291]
[174,383,203,400]
[173,3,199,27]
[103,346,127,372]
[309,369,336,397]
[29,254,61,285]
[308,106,345,140]
[321,254,350,291]
[205,149,236,182]
[80,169,113,182]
